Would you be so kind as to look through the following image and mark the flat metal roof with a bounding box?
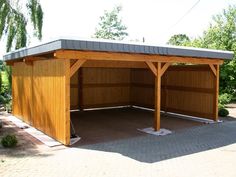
[3,38,234,61]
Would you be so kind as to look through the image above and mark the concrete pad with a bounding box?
[137,127,172,136]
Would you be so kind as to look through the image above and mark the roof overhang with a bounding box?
[3,38,234,61]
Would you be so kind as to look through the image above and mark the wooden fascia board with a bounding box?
[54,50,224,65]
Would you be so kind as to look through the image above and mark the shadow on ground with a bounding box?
[0,114,51,158]
[77,121,236,163]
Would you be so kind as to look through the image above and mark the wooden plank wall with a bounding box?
[12,62,33,124]
[70,70,79,109]
[130,69,155,107]
[131,65,215,120]
[12,59,70,145]
[81,68,131,108]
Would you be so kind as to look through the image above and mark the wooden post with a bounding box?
[154,62,161,131]
[65,60,71,145]
[78,69,83,111]
[214,64,220,121]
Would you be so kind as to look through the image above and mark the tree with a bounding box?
[94,5,128,40]
[197,5,236,96]
[167,34,190,46]
[0,0,43,52]
[167,5,236,97]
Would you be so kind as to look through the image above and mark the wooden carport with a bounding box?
[4,39,233,145]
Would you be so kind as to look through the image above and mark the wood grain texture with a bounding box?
[70,59,86,77]
[155,63,161,131]
[12,59,70,145]
[209,64,217,76]
[213,64,220,121]
[131,65,216,120]
[70,70,79,109]
[82,68,131,108]
[32,59,70,145]
[83,60,147,68]
[54,50,224,65]
[145,61,157,76]
[12,62,33,124]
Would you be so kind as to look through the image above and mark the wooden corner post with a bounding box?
[209,64,220,121]
[214,64,220,121]
[155,62,162,131]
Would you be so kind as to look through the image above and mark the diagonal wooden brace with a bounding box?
[70,59,86,77]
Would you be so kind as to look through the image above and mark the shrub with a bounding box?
[218,103,225,109]
[1,134,18,148]
[218,108,229,117]
[219,93,233,105]
[0,120,2,129]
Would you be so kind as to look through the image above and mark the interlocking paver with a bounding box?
[0,109,236,177]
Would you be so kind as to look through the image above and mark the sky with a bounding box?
[0,0,236,57]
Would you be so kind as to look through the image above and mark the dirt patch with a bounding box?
[0,113,66,158]
[0,113,46,157]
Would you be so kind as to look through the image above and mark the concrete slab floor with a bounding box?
[71,107,204,146]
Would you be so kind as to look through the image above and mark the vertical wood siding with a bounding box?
[12,63,33,124]
[70,70,79,109]
[81,68,131,108]
[12,59,70,145]
[131,65,216,120]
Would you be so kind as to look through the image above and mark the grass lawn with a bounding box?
[1,71,9,86]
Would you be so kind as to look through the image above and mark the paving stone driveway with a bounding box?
[1,119,236,177]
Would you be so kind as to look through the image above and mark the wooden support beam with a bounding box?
[54,50,224,65]
[83,60,147,68]
[145,61,170,131]
[5,61,14,66]
[145,61,157,76]
[70,60,86,77]
[209,64,217,76]
[160,62,171,77]
[24,57,48,61]
[154,62,161,131]
[213,64,220,121]
[24,60,34,66]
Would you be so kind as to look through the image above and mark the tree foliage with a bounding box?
[0,0,43,52]
[167,34,190,46]
[197,6,236,95]
[94,5,128,40]
[168,5,236,97]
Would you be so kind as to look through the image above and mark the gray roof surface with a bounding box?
[3,38,234,61]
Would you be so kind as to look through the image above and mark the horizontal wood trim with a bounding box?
[83,60,147,68]
[164,85,214,94]
[131,83,214,93]
[132,83,154,88]
[164,107,214,120]
[24,56,49,61]
[122,103,214,120]
[83,83,130,88]
[54,50,224,65]
[167,65,211,71]
[82,102,131,109]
